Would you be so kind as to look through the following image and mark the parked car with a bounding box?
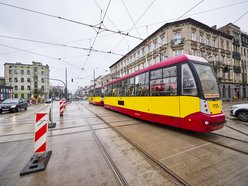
[230,103,248,122]
[45,98,52,103]
[0,98,28,113]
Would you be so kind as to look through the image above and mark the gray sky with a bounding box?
[0,0,247,93]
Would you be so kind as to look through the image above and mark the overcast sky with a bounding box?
[0,0,247,93]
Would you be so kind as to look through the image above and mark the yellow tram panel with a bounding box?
[179,96,200,117]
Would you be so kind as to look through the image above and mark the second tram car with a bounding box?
[88,86,104,106]
[104,55,225,132]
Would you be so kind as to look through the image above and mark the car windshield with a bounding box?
[193,63,220,99]
[2,99,19,104]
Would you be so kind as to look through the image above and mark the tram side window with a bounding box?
[89,90,94,96]
[181,64,197,96]
[163,66,177,95]
[119,80,127,96]
[135,72,149,96]
[105,85,112,96]
[126,77,135,96]
[150,69,163,96]
[112,82,120,96]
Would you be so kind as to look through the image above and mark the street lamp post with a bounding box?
[45,78,67,101]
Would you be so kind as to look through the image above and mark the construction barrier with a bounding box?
[48,104,56,128]
[20,113,52,176]
[60,100,64,116]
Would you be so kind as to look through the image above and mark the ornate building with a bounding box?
[109,18,248,99]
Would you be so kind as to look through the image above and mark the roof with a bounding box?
[105,54,207,86]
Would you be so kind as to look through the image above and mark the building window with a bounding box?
[9,78,12,83]
[41,78,44,83]
[221,39,224,49]
[14,78,18,82]
[14,69,18,74]
[21,86,24,90]
[206,36,210,45]
[27,86,30,90]
[27,70,30,75]
[174,50,183,56]
[14,86,18,90]
[9,70,12,74]
[15,94,18,98]
[21,78,24,83]
[212,38,216,47]
[21,70,24,75]
[200,34,204,43]
[41,71,44,76]
[21,94,24,98]
[191,31,196,41]
[160,35,165,45]
[173,32,182,44]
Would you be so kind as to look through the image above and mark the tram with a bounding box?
[104,54,225,132]
[88,86,104,106]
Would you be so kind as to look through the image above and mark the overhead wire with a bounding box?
[234,10,248,24]
[121,0,141,38]
[0,34,123,56]
[0,43,81,69]
[0,2,142,41]
[126,1,248,31]
[82,0,112,69]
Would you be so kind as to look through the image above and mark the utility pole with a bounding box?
[93,69,95,89]
[65,68,68,101]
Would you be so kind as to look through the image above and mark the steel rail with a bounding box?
[75,102,129,186]
[82,102,190,186]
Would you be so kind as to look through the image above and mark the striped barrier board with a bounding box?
[20,113,52,176]
[34,113,47,153]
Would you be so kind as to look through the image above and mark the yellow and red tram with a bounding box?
[88,86,104,106]
[104,54,225,132]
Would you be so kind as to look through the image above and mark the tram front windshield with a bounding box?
[193,63,220,99]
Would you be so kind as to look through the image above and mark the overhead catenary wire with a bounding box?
[82,0,112,69]
[0,43,81,69]
[0,1,143,41]
[121,0,142,38]
[234,10,248,24]
[0,34,124,56]
[128,1,248,32]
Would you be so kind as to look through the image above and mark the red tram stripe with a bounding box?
[34,124,47,142]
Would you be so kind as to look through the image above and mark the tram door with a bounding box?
[180,64,200,118]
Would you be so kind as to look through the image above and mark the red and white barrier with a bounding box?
[60,100,64,116]
[34,113,48,153]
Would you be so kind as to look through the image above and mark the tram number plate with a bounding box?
[213,104,219,108]
[118,100,124,106]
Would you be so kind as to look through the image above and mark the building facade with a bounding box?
[108,18,248,99]
[0,85,13,102]
[4,61,50,100]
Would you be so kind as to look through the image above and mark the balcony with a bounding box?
[171,38,185,49]
[232,52,241,60]
[232,38,240,46]
[190,41,198,49]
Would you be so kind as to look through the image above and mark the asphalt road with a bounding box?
[0,100,248,186]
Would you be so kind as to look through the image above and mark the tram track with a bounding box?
[75,102,129,186]
[81,102,190,186]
